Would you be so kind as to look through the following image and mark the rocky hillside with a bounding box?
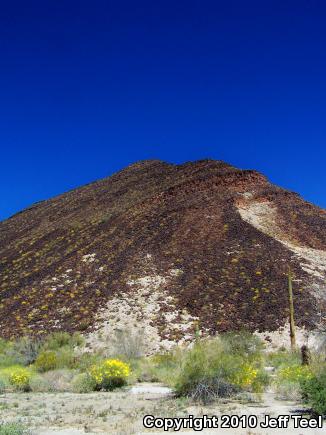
[0,160,325,350]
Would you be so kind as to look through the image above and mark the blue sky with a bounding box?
[0,0,325,221]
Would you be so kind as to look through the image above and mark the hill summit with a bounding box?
[0,159,325,351]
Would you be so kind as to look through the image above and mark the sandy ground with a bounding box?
[0,383,325,435]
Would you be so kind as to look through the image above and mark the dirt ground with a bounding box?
[0,383,325,435]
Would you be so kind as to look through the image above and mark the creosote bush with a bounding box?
[34,351,58,372]
[173,333,268,403]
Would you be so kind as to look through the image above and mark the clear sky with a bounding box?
[0,0,325,221]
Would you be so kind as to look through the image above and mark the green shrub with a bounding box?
[55,348,76,369]
[0,341,21,368]
[33,333,82,371]
[0,378,7,394]
[301,364,326,415]
[89,359,131,391]
[0,339,11,354]
[0,337,42,368]
[73,352,102,372]
[0,371,11,391]
[129,358,159,383]
[11,337,42,366]
[0,422,31,435]
[29,375,52,392]
[274,363,313,400]
[133,350,182,384]
[221,331,265,362]
[173,337,267,402]
[251,368,270,393]
[72,373,96,393]
[174,341,212,396]
[0,355,19,369]
[42,332,84,351]
[267,349,301,369]
[34,350,58,372]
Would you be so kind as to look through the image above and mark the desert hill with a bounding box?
[0,159,325,350]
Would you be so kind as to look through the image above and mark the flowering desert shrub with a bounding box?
[277,365,312,384]
[89,359,131,391]
[229,362,258,388]
[274,363,313,400]
[0,367,33,392]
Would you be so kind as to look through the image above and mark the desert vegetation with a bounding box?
[0,422,32,435]
[0,330,325,432]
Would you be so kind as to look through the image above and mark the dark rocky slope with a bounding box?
[0,159,325,343]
